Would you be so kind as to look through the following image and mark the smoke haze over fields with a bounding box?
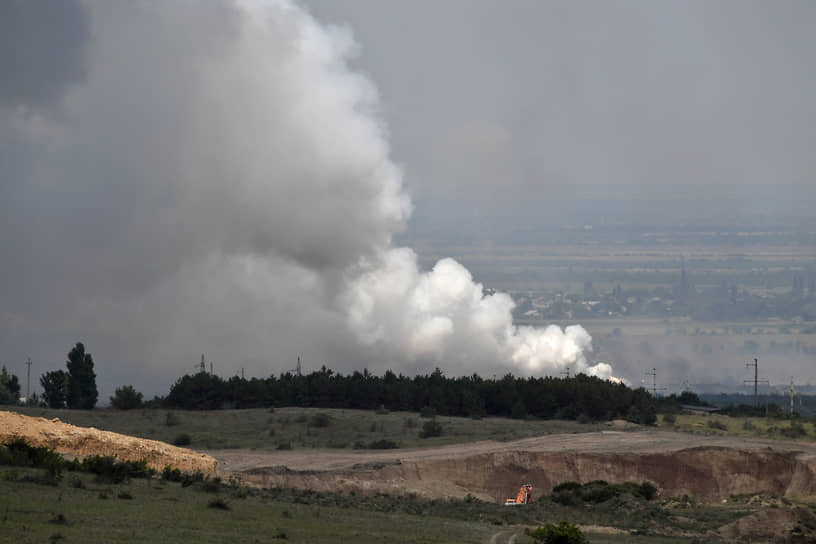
[0,0,629,398]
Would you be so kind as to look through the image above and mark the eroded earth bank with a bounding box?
[213,430,816,503]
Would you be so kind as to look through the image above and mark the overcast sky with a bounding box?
[306,0,816,203]
[1,1,814,400]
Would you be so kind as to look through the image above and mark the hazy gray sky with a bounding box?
[306,0,815,201]
[1,1,813,399]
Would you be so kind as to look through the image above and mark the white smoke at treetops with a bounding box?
[0,0,611,385]
[346,248,608,377]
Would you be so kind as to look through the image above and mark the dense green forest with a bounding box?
[164,368,656,424]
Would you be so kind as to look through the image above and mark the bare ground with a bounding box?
[209,430,816,503]
[0,410,216,474]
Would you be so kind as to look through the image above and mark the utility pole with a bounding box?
[560,366,571,379]
[25,357,32,399]
[744,358,768,408]
[200,354,206,374]
[644,368,665,397]
[790,377,795,416]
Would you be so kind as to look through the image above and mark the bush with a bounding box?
[742,419,756,431]
[200,478,222,493]
[1,439,153,483]
[308,413,332,428]
[0,437,65,477]
[552,480,657,505]
[662,413,676,424]
[638,481,658,501]
[162,466,182,481]
[420,406,436,419]
[781,420,807,438]
[173,433,192,446]
[367,439,398,450]
[165,412,180,427]
[419,419,442,438]
[110,385,143,410]
[707,419,728,431]
[181,471,206,487]
[526,521,587,544]
[77,455,151,483]
[207,497,230,510]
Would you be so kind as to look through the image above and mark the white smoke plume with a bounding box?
[346,248,608,377]
[0,0,609,394]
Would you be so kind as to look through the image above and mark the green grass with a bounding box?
[7,406,606,450]
[0,467,492,543]
[2,463,794,543]
[658,413,815,441]
[0,466,748,544]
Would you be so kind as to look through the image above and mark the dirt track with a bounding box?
[209,430,816,502]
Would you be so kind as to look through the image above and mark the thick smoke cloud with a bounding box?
[346,249,606,377]
[0,1,602,396]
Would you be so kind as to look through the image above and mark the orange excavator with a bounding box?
[503,484,533,506]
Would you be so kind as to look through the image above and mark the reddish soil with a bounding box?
[210,430,816,503]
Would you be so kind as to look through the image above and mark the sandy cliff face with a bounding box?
[231,444,816,503]
[389,447,816,501]
[0,411,216,474]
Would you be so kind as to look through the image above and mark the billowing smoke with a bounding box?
[346,249,608,377]
[0,0,608,394]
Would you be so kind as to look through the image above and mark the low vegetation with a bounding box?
[526,521,586,544]
[1,451,792,543]
[9,405,609,450]
[551,480,657,506]
[659,412,816,442]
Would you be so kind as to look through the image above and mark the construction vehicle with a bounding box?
[503,484,533,506]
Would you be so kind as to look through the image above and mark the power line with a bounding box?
[744,358,769,408]
[290,356,302,377]
[25,357,32,399]
[644,367,666,397]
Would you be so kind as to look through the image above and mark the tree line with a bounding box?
[38,342,99,409]
[164,367,657,424]
[2,341,656,424]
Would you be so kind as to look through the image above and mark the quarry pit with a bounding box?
[4,409,816,506]
[213,430,816,503]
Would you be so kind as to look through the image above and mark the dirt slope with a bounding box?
[213,430,816,502]
[0,410,216,474]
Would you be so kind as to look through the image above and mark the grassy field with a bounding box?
[0,467,494,544]
[0,464,761,544]
[7,406,605,451]
[658,412,815,441]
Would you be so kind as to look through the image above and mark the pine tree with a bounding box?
[66,342,98,409]
[0,366,21,404]
[40,370,68,409]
